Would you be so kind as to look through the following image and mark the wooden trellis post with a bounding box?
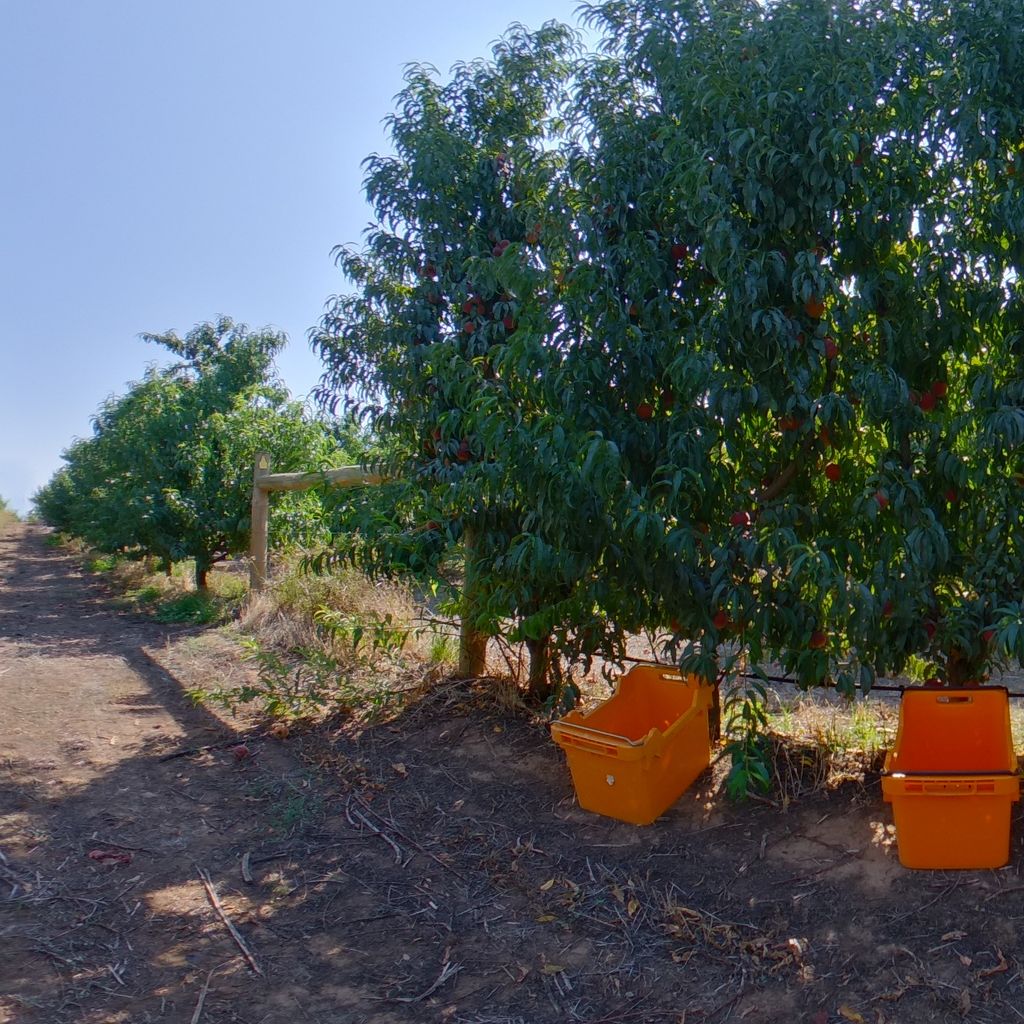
[248,453,488,675]
[250,452,272,592]
[249,452,383,593]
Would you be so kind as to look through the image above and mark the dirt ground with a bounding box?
[3,522,1024,1024]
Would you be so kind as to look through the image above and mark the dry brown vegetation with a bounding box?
[0,501,18,531]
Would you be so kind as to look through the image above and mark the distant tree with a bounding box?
[0,495,17,526]
[34,318,339,590]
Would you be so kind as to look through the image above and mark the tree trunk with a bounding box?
[459,626,488,678]
[708,678,722,743]
[946,648,979,687]
[194,559,210,593]
[525,634,553,703]
[458,527,488,676]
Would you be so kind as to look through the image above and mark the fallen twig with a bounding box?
[703,988,747,1022]
[190,968,215,1024]
[248,836,362,867]
[984,885,1024,903]
[346,798,403,864]
[589,1004,682,1023]
[390,959,462,1003]
[886,880,959,925]
[159,737,255,763]
[240,852,253,884]
[778,851,858,886]
[345,910,407,925]
[196,868,263,977]
[353,795,468,882]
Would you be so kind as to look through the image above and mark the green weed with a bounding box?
[212,574,247,601]
[242,775,325,836]
[270,791,324,835]
[187,636,400,722]
[87,554,120,574]
[767,694,894,756]
[428,632,459,665]
[722,671,771,800]
[154,592,224,624]
[313,605,411,659]
[842,702,888,751]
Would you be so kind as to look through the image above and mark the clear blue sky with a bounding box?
[0,0,585,514]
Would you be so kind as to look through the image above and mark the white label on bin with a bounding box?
[606,774,615,786]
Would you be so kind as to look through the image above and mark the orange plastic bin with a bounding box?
[551,666,712,825]
[882,687,1020,869]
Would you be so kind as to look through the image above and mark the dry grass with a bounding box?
[1010,704,1024,751]
[239,554,427,660]
[0,495,16,529]
[103,555,165,591]
[767,683,1024,753]
[766,689,900,752]
[758,689,898,803]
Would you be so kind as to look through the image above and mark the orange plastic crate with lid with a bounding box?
[551,665,713,825]
[882,687,1020,869]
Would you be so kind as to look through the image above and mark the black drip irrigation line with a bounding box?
[741,671,1024,699]
[618,652,1024,698]
[741,671,905,694]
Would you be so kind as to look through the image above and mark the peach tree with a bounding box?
[35,319,338,591]
[563,0,1024,787]
[316,0,1024,760]
[312,23,645,702]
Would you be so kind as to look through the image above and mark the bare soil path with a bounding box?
[4,522,1024,1024]
[0,523,314,1023]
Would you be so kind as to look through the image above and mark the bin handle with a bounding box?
[922,781,977,795]
[554,722,645,747]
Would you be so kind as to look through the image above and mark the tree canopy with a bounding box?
[36,318,339,589]
[313,0,1024,728]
